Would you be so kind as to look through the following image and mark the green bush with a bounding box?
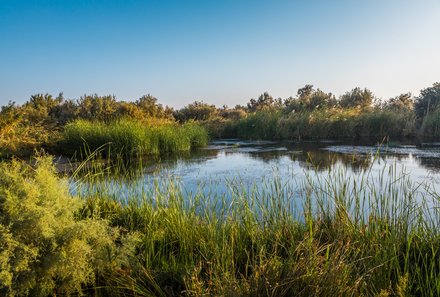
[0,102,52,157]
[0,156,137,296]
[174,101,217,122]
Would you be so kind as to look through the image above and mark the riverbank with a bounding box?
[0,118,209,159]
[3,84,440,158]
[1,154,440,296]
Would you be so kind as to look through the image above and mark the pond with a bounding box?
[72,139,440,211]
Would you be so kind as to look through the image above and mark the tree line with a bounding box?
[1,82,440,156]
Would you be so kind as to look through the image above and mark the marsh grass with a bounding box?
[227,111,282,140]
[421,109,440,138]
[67,152,440,296]
[219,109,417,141]
[59,118,208,159]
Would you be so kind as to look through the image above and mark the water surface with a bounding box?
[73,140,440,206]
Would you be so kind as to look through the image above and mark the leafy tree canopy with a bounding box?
[174,101,217,122]
[339,87,374,109]
[414,82,440,118]
[247,92,282,112]
[384,93,414,112]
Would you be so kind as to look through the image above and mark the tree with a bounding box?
[0,101,20,125]
[297,84,314,101]
[414,83,440,118]
[77,94,118,122]
[247,92,275,112]
[27,93,62,111]
[285,85,336,112]
[174,101,217,122]
[339,87,374,109]
[136,94,166,118]
[385,93,414,112]
[50,99,78,125]
[24,93,64,125]
[307,89,336,110]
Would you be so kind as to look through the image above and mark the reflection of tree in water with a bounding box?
[178,148,219,162]
[147,148,220,171]
[415,157,440,172]
[289,149,372,172]
[74,148,220,181]
[247,150,288,163]
[223,141,376,171]
[217,141,376,171]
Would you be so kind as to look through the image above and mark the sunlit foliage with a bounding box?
[0,156,138,296]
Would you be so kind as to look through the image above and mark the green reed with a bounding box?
[1,149,440,296]
[219,109,416,141]
[67,153,440,296]
[59,118,209,158]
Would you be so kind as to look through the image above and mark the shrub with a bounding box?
[0,156,136,296]
[339,87,375,109]
[0,103,51,157]
[275,109,415,141]
[174,101,217,122]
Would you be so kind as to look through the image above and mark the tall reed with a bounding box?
[421,109,440,138]
[216,109,417,141]
[229,111,282,140]
[71,153,440,296]
[59,118,208,158]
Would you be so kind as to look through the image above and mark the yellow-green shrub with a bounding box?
[0,156,135,296]
[0,104,51,157]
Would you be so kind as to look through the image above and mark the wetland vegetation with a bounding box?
[1,82,440,158]
[2,83,440,296]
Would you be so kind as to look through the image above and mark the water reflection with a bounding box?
[287,150,371,172]
[72,139,440,200]
[415,157,440,173]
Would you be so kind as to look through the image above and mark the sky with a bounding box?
[1,0,439,108]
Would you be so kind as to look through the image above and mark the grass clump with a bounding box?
[59,118,208,158]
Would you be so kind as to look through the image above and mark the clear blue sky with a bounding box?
[1,0,439,108]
